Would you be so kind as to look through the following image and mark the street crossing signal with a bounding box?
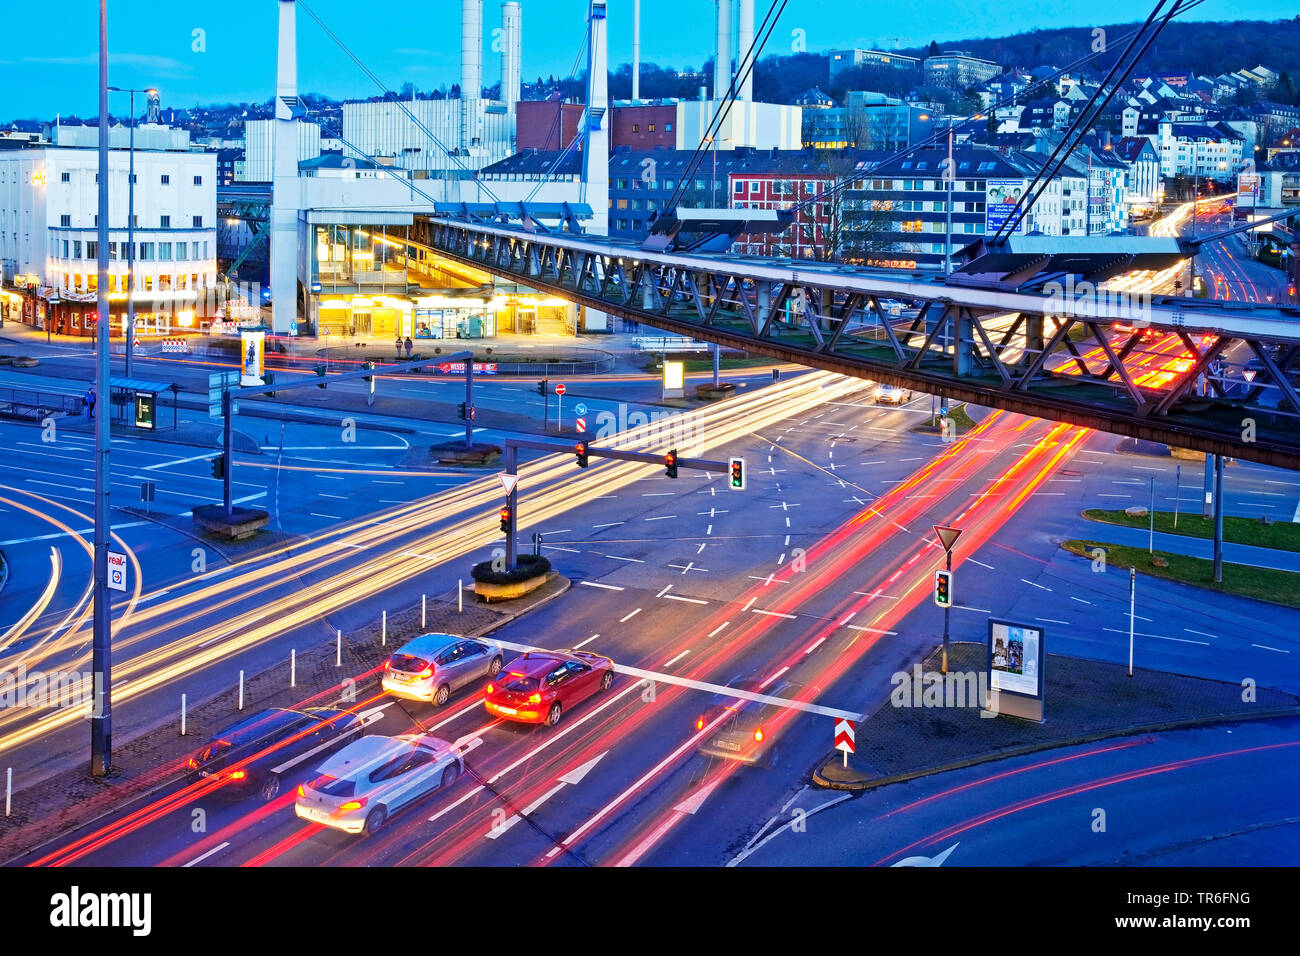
[537,379,547,396]
[728,456,745,490]
[210,454,226,480]
[933,569,953,608]
[499,506,511,533]
[458,402,468,420]
[314,364,327,389]
[664,448,678,478]
[575,440,589,468]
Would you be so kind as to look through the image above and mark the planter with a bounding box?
[192,504,270,540]
[695,382,736,401]
[473,570,552,602]
[431,442,502,465]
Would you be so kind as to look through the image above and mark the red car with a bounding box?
[484,650,615,727]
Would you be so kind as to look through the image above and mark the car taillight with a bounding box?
[695,717,704,731]
[754,729,763,742]
[528,693,542,704]
[187,757,198,769]
[382,659,390,670]
[417,666,434,679]
[339,798,367,811]
[486,684,494,693]
[297,784,305,797]
[228,770,246,780]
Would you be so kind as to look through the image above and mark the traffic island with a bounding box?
[429,441,503,466]
[812,641,1300,791]
[471,553,553,602]
[694,382,737,401]
[911,402,977,436]
[191,504,271,541]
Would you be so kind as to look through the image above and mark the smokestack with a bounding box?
[583,1,609,236]
[461,0,482,152]
[737,0,753,101]
[714,0,731,101]
[271,0,300,336]
[501,1,521,114]
[632,0,641,101]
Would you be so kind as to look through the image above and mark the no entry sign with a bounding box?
[554,383,566,395]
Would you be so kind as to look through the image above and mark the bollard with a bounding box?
[4,767,10,817]
[291,649,296,688]
[336,629,342,667]
[181,694,187,736]
[422,594,427,630]
[458,579,463,614]
[382,610,387,646]
[238,670,245,711]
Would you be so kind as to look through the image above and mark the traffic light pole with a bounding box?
[222,388,234,517]
[465,359,474,449]
[505,444,518,570]
[941,547,952,675]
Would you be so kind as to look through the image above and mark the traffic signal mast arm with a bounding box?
[236,350,476,398]
[504,437,729,472]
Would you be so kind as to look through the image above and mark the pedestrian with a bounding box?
[395,335,403,359]
[404,335,413,358]
[84,387,96,420]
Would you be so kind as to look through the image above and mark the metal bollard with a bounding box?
[4,767,10,817]
[336,629,342,667]
[181,694,187,736]
[291,649,297,688]
[238,670,245,711]
[382,610,387,646]
[422,594,427,629]
[458,580,463,613]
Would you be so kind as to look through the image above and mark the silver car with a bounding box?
[381,633,503,706]
[294,733,464,836]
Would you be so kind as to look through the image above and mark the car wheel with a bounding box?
[363,806,387,836]
[259,775,281,802]
[434,683,450,707]
[488,655,503,678]
[545,702,563,727]
[600,670,614,691]
[442,763,460,789]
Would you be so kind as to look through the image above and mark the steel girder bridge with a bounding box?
[416,217,1300,471]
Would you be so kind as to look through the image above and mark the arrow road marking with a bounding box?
[485,751,607,840]
[891,843,960,867]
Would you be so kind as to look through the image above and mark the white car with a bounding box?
[294,733,464,836]
[874,383,912,405]
[381,633,503,706]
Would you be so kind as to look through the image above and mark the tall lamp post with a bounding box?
[106,85,155,377]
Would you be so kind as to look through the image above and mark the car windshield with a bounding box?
[308,773,356,798]
[197,740,231,764]
[389,654,428,673]
[503,675,539,693]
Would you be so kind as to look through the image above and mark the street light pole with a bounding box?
[91,0,113,778]
[108,85,151,376]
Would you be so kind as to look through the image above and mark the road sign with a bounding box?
[933,524,963,552]
[834,718,855,758]
[107,551,127,593]
[576,417,586,433]
[497,473,519,497]
[554,383,566,396]
[574,402,587,416]
[140,481,156,503]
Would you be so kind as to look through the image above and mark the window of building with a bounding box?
[60,171,70,183]
[161,174,170,185]
[62,239,69,257]
[901,220,923,232]
[176,242,188,261]
[632,124,640,132]
[617,198,628,209]
[665,123,672,132]
[663,179,674,189]
[733,181,744,193]
[139,242,154,261]
[86,241,97,259]
[159,242,172,259]
[617,178,628,189]
[695,178,705,190]
[750,181,760,192]
[193,175,202,185]
[60,214,71,227]
[144,276,154,292]
[648,124,655,132]
[192,216,203,228]
[161,215,171,228]
[108,242,117,260]
[73,240,82,258]
[202,241,209,258]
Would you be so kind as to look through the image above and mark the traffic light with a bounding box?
[537,379,547,396]
[728,456,745,490]
[210,454,226,480]
[314,364,327,389]
[499,506,511,533]
[458,402,468,420]
[362,361,375,384]
[575,440,589,468]
[664,448,678,479]
[933,569,953,608]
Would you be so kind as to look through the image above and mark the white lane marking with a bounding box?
[183,842,230,867]
[726,794,853,867]
[1184,628,1217,639]
[606,555,644,563]
[1020,579,1052,591]
[592,521,624,528]
[655,585,673,598]
[1101,627,1208,645]
[966,558,995,570]
[759,666,789,689]
[664,649,690,666]
[752,608,797,620]
[580,581,624,591]
[805,637,826,654]
[142,452,214,471]
[573,634,600,649]
[845,624,898,634]
[954,606,990,614]
[1252,643,1290,654]
[1035,618,1070,624]
[1071,597,1093,605]
[0,520,149,546]
[707,622,730,637]
[619,608,642,623]
[664,594,708,604]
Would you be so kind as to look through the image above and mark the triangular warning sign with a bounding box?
[498,473,519,497]
[933,525,962,552]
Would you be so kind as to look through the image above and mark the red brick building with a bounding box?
[517,100,584,151]
[610,104,676,152]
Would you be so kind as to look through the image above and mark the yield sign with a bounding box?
[933,524,962,552]
[497,472,519,497]
[834,718,855,754]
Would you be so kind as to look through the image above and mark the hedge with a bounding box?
[470,552,552,585]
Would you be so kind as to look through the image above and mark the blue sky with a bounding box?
[1,0,1294,120]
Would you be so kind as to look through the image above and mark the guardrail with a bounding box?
[0,385,83,420]
[631,336,713,353]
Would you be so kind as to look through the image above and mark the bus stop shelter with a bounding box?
[107,376,180,431]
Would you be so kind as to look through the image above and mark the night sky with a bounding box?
[1,0,1293,121]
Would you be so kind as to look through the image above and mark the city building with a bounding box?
[923,51,1001,90]
[1112,136,1163,210]
[1157,120,1245,180]
[828,48,921,81]
[0,128,217,337]
[610,102,676,151]
[516,99,583,151]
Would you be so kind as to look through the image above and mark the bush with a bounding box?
[470,552,552,585]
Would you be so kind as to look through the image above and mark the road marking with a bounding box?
[1252,643,1290,654]
[142,452,215,471]
[1020,579,1052,591]
[965,558,995,570]
[1102,627,1207,645]
[0,520,150,546]
[619,608,642,623]
[664,594,708,604]
[759,666,789,689]
[664,649,690,666]
[580,581,623,591]
[954,605,990,614]
[805,637,827,654]
[752,608,797,620]
[1184,628,1217,639]
[572,634,600,649]
[707,622,730,637]
[310,513,341,520]
[655,585,673,598]
[606,555,644,563]
[1035,618,1070,624]
[845,624,899,634]
[592,521,624,528]
[183,842,230,867]
[1071,597,1093,605]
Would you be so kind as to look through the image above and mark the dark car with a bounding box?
[187,706,365,801]
[484,650,615,727]
[694,678,791,767]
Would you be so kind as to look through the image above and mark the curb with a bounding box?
[811,705,1300,791]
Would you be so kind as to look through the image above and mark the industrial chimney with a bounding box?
[713,0,731,101]
[736,0,754,101]
[461,0,483,152]
[501,1,521,115]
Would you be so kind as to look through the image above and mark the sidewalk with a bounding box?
[1081,521,1300,573]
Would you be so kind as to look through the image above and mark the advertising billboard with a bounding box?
[989,619,1043,698]
[240,330,265,387]
[985,180,1027,235]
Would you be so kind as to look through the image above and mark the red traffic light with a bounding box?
[664,448,678,478]
[575,440,589,468]
[499,507,511,533]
